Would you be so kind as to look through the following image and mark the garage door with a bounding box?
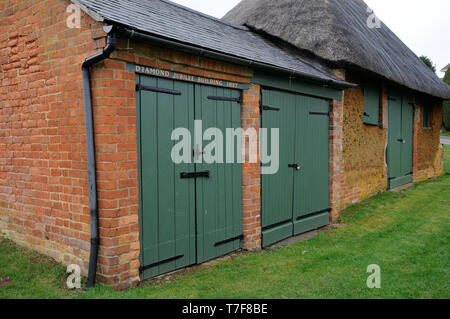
[137,74,242,278]
[261,88,330,247]
[387,92,413,189]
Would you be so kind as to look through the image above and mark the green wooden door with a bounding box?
[387,93,413,189]
[401,99,413,178]
[137,75,196,278]
[138,75,243,277]
[195,85,243,263]
[292,96,330,235]
[261,89,296,246]
[261,88,330,247]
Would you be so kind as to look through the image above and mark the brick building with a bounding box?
[1,0,449,289]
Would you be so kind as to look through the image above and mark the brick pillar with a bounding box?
[91,58,141,289]
[329,99,345,220]
[241,84,261,250]
[329,70,345,220]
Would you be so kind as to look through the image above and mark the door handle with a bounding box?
[397,139,406,144]
[288,164,301,171]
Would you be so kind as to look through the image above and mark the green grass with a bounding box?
[441,132,450,137]
[1,147,449,299]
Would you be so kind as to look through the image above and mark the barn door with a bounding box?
[387,93,413,189]
[195,85,243,263]
[137,75,196,278]
[261,88,330,247]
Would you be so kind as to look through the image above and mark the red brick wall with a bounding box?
[0,0,106,271]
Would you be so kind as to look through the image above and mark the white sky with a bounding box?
[171,0,450,77]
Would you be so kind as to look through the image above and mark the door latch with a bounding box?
[180,171,210,179]
[397,139,406,144]
[288,164,301,171]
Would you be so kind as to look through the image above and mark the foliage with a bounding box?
[419,55,436,73]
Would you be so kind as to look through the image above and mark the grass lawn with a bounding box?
[1,146,449,299]
[441,132,450,137]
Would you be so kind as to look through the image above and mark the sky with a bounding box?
[170,0,450,77]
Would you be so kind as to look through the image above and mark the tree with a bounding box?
[443,68,450,130]
[420,56,436,73]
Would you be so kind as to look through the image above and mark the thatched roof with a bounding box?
[223,0,450,99]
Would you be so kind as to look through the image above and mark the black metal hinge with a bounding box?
[207,96,241,103]
[309,112,330,116]
[139,254,184,273]
[262,219,291,232]
[136,84,182,95]
[260,105,280,112]
[180,170,210,179]
[214,234,244,247]
[295,208,331,221]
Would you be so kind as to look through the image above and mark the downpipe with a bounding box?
[82,25,116,289]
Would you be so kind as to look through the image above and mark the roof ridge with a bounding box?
[158,0,249,31]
